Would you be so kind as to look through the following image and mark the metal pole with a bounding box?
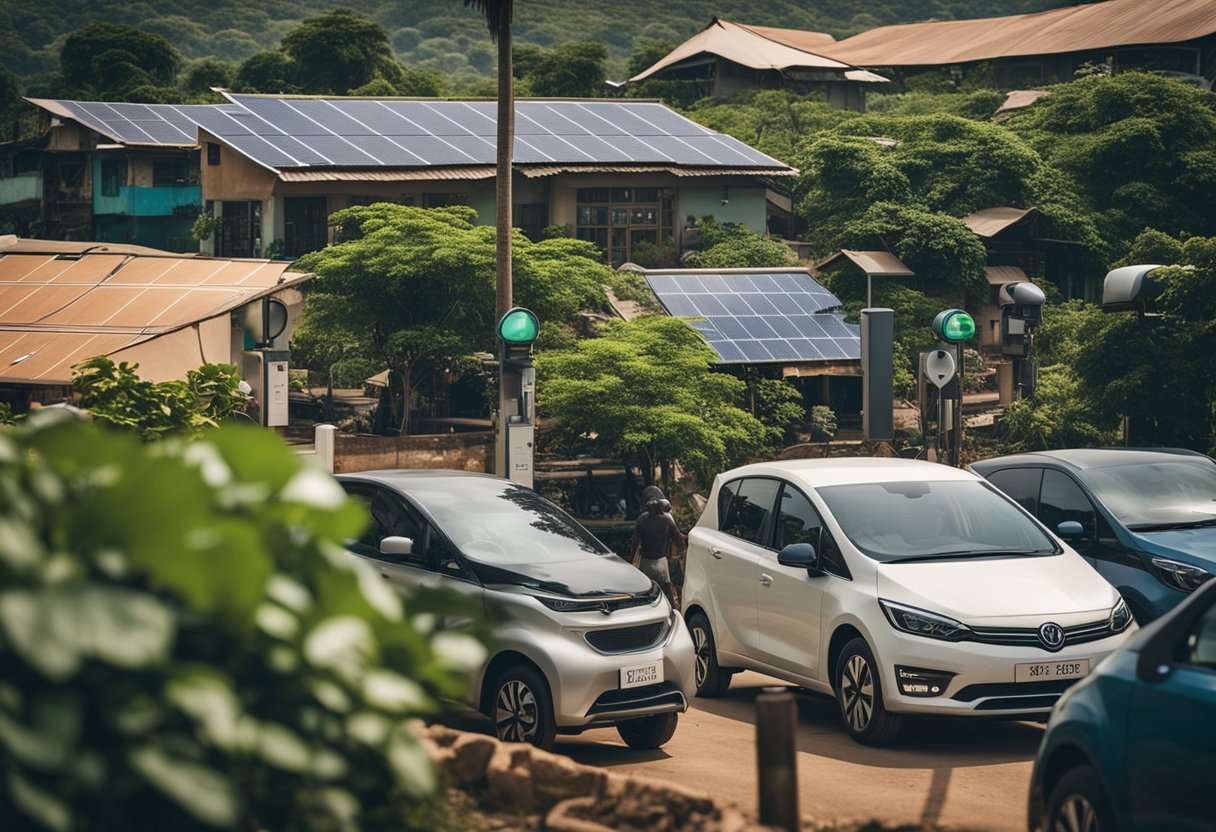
[756,686,800,831]
[494,2,514,477]
[955,342,965,467]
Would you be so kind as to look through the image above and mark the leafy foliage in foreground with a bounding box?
[0,416,484,830]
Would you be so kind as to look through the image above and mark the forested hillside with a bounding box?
[0,0,1075,85]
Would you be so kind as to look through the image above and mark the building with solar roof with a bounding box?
[636,266,863,415]
[6,94,796,267]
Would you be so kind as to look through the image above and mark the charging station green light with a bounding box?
[496,307,539,345]
[931,309,976,343]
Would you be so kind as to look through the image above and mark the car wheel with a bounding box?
[834,638,901,745]
[1047,765,1114,832]
[493,664,557,750]
[688,611,733,697]
[616,713,678,749]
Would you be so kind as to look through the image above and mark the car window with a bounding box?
[985,467,1042,514]
[341,482,427,566]
[1039,470,1097,542]
[717,479,740,529]
[721,478,780,546]
[1078,459,1216,529]
[1183,604,1216,671]
[817,479,1058,562]
[776,484,851,579]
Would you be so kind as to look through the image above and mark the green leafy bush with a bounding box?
[0,414,484,829]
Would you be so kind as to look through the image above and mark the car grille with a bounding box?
[966,618,1113,651]
[586,682,685,716]
[951,679,1076,702]
[584,621,668,654]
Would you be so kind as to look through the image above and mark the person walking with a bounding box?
[630,485,686,608]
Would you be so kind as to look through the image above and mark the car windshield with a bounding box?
[403,477,612,564]
[816,480,1058,562]
[1078,460,1216,529]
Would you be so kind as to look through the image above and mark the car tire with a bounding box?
[834,638,901,745]
[616,713,678,749]
[688,611,733,697]
[493,664,557,750]
[1047,765,1114,832]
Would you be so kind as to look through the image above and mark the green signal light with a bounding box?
[496,307,539,345]
[931,309,976,342]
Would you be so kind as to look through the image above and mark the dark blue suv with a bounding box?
[1027,577,1216,831]
[971,449,1216,622]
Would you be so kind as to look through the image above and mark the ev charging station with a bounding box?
[495,307,539,488]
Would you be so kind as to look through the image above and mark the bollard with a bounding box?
[756,685,799,831]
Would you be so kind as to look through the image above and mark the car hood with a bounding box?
[1131,528,1216,568]
[875,552,1118,623]
[466,553,653,597]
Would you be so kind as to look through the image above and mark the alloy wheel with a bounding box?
[692,624,710,687]
[1053,795,1100,832]
[495,679,538,743]
[840,653,874,732]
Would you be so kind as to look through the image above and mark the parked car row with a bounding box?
[334,449,1216,832]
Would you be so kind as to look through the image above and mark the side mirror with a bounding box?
[1136,580,1216,683]
[1057,521,1085,539]
[777,542,824,576]
[380,536,414,557]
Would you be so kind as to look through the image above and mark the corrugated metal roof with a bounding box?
[0,246,310,384]
[986,265,1029,285]
[630,17,879,82]
[816,0,1216,68]
[816,249,915,276]
[278,167,497,182]
[994,90,1051,118]
[963,207,1040,238]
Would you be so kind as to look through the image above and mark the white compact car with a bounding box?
[683,458,1136,744]
[337,470,695,751]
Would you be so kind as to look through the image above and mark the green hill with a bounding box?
[0,0,1078,86]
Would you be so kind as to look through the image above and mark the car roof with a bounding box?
[971,447,1211,474]
[718,457,978,488]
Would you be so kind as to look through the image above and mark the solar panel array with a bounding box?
[212,94,787,170]
[41,94,788,171]
[48,101,217,146]
[645,271,860,364]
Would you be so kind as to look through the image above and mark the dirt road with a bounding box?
[552,671,1042,832]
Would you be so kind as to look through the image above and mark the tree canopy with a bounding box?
[293,202,622,435]
[538,316,768,486]
[57,22,181,100]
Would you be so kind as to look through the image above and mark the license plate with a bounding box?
[1015,658,1090,683]
[620,661,663,689]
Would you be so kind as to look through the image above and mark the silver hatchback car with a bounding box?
[337,470,695,750]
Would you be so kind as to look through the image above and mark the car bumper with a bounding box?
[873,629,1132,717]
[547,610,697,730]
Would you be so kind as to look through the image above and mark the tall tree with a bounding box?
[58,23,181,98]
[280,9,403,94]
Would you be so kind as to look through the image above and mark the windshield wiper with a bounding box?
[892,549,1054,563]
[1130,518,1216,532]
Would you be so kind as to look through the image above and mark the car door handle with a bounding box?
[710,547,723,559]
[380,572,389,580]
[759,573,773,586]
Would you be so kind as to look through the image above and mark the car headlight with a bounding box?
[1109,597,1133,632]
[1150,557,1212,592]
[879,600,973,641]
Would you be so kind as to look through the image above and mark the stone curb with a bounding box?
[422,725,775,832]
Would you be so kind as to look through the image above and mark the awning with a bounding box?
[815,249,914,277]
[963,207,1040,238]
[986,265,1029,285]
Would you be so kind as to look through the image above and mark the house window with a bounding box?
[100,159,125,197]
[217,201,261,258]
[575,187,672,266]
[423,193,465,208]
[284,196,329,258]
[207,143,221,166]
[515,203,548,242]
[152,158,188,187]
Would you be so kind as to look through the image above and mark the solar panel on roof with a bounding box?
[645,270,859,365]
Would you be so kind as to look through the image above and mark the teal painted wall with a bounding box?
[0,174,40,206]
[679,185,766,233]
[94,184,201,217]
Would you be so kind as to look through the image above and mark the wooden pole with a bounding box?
[756,686,800,831]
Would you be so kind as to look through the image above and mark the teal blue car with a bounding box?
[971,449,1216,622]
[1027,577,1216,831]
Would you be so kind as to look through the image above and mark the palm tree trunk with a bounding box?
[495,3,512,320]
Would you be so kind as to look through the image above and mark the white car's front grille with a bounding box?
[584,620,669,654]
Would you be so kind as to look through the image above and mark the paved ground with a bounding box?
[531,671,1040,831]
